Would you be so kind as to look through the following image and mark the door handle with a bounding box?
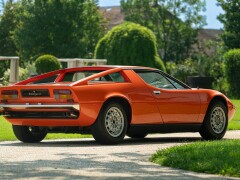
[153,90,161,95]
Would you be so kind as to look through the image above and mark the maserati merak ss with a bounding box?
[0,66,235,144]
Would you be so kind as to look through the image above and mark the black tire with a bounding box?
[127,131,148,139]
[199,101,228,140]
[91,102,128,145]
[12,125,47,143]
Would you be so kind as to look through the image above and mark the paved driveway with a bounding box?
[0,131,240,179]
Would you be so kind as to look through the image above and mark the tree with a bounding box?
[217,0,240,50]
[120,0,206,62]
[224,49,240,98]
[95,22,165,71]
[13,0,106,62]
[0,0,18,77]
[0,0,17,56]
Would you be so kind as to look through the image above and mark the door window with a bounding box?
[166,77,186,89]
[136,71,175,89]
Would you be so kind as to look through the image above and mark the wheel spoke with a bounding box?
[105,107,124,137]
[210,107,226,134]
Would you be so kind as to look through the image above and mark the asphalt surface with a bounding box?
[0,131,240,180]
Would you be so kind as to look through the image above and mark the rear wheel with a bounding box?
[12,125,47,143]
[199,101,228,140]
[92,102,128,145]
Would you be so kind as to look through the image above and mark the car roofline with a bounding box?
[63,65,157,71]
[14,65,158,86]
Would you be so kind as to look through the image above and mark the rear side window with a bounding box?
[62,71,125,83]
[91,72,125,82]
[108,72,125,82]
[62,71,101,82]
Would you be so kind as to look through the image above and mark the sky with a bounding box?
[98,0,224,29]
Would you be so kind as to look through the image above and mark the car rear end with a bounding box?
[0,84,81,126]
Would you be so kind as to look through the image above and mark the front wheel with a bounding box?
[12,125,47,143]
[199,101,228,140]
[92,102,128,145]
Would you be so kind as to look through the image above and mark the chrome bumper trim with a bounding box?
[0,104,80,111]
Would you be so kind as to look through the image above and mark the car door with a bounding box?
[122,69,164,125]
[135,70,201,124]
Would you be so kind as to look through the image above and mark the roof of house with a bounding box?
[101,6,124,29]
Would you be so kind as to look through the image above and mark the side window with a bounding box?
[62,71,125,83]
[166,77,185,89]
[92,72,125,82]
[108,72,125,82]
[62,71,102,82]
[136,71,175,89]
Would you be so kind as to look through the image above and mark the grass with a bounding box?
[0,116,16,141]
[228,100,240,130]
[150,140,240,177]
[0,116,91,142]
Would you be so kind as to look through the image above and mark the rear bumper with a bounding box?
[0,103,80,119]
[0,103,80,111]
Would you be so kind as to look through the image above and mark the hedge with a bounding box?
[94,22,165,71]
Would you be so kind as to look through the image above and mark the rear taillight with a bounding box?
[1,90,18,100]
[54,89,73,100]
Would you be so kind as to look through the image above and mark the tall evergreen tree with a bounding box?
[217,0,240,50]
[0,0,17,56]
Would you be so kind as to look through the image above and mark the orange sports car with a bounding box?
[0,66,235,144]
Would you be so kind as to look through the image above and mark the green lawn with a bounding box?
[150,140,240,177]
[228,100,240,130]
[0,116,16,141]
[0,99,239,141]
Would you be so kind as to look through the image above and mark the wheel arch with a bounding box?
[101,96,132,124]
[209,95,228,112]
[203,95,228,123]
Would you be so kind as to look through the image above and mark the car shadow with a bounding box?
[0,136,203,147]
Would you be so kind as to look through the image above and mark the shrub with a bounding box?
[94,36,108,59]
[166,59,196,83]
[94,22,165,71]
[224,49,240,98]
[35,55,61,74]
